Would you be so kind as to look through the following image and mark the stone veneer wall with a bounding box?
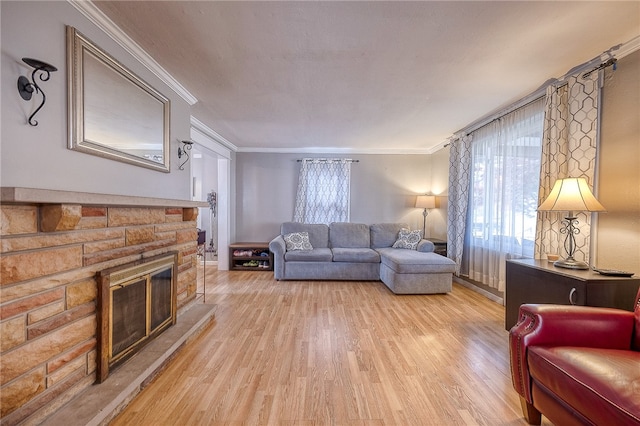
[0,202,200,424]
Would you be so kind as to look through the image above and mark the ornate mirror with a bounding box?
[67,26,171,172]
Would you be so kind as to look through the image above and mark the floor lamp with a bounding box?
[415,195,436,237]
[538,177,606,270]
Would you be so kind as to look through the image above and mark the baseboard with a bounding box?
[453,276,504,305]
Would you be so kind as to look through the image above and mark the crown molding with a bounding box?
[191,127,232,160]
[234,146,436,155]
[190,117,238,153]
[67,0,198,106]
[425,141,450,154]
[609,35,640,60]
[189,117,444,155]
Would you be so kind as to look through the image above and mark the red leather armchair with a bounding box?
[509,287,640,425]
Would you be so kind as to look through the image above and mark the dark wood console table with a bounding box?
[426,238,447,256]
[505,258,639,330]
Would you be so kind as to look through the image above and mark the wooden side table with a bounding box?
[505,258,639,330]
[229,242,273,271]
[426,238,447,256]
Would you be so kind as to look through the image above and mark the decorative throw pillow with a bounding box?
[392,228,422,250]
[283,231,313,251]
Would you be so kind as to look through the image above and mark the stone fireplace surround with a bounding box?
[0,187,213,424]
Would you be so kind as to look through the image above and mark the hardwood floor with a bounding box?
[112,267,551,425]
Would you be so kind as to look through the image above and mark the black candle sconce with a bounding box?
[178,140,194,170]
[17,57,57,126]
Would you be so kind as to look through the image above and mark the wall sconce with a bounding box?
[178,140,194,170]
[415,195,436,235]
[17,57,57,126]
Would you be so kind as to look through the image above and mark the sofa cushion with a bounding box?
[528,346,640,425]
[329,222,370,248]
[283,232,313,251]
[281,222,329,249]
[284,248,333,262]
[377,248,456,274]
[392,229,422,250]
[332,248,380,263]
[370,223,409,248]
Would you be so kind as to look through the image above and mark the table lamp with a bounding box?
[415,195,436,236]
[537,177,606,270]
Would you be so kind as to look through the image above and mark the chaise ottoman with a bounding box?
[377,248,456,294]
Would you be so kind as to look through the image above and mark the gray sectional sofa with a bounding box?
[268,222,456,294]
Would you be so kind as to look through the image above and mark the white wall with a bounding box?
[235,152,445,242]
[426,146,449,241]
[596,50,640,273]
[1,1,191,200]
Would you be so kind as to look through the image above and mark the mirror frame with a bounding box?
[67,26,171,172]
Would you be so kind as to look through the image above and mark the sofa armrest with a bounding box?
[509,304,635,403]
[416,239,435,253]
[269,236,286,280]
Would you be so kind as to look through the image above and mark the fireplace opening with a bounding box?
[97,252,178,383]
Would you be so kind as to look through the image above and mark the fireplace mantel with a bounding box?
[1,187,207,208]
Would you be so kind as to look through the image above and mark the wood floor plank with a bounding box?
[111,268,553,425]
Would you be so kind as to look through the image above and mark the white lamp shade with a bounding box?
[538,177,606,212]
[415,195,436,209]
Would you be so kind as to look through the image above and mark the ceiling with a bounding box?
[93,1,640,154]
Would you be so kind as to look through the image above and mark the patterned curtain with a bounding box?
[534,73,601,263]
[446,134,472,275]
[293,158,351,224]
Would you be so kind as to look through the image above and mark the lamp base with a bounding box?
[553,258,589,270]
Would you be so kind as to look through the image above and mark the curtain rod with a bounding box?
[457,91,546,138]
[582,58,617,79]
[297,159,359,162]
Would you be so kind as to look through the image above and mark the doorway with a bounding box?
[191,146,219,263]
[190,119,232,270]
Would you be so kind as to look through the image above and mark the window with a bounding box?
[463,98,544,290]
[293,159,351,224]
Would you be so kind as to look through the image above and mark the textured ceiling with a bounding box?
[94,1,640,153]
